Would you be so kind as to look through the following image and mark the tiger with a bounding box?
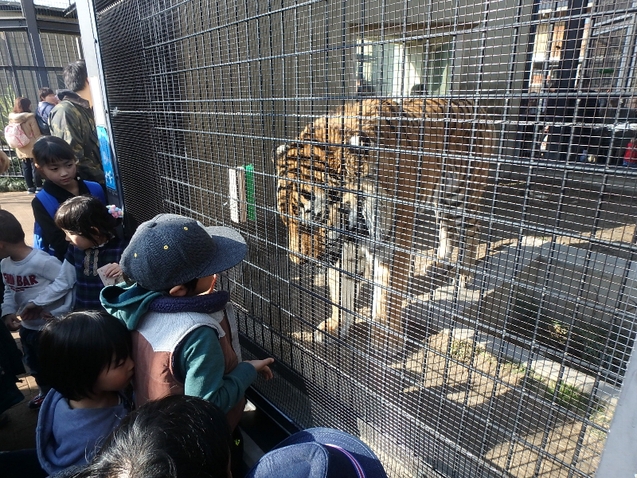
[274,98,494,347]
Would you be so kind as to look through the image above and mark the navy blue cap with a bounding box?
[121,214,246,291]
[246,428,388,478]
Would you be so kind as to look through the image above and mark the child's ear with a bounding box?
[168,285,188,297]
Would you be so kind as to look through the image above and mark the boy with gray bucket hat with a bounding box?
[100,214,274,432]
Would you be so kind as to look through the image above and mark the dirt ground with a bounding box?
[270,170,632,477]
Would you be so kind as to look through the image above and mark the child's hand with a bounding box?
[97,263,124,286]
[245,358,275,380]
[19,303,43,322]
[42,311,55,322]
[100,263,122,278]
[2,314,21,331]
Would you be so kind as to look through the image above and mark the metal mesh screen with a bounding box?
[94,0,637,476]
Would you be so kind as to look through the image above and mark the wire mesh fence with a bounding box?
[94,0,637,476]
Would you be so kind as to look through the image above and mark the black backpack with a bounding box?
[35,112,50,135]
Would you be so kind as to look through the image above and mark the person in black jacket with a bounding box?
[31,136,105,261]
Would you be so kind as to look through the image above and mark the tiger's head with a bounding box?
[274,134,371,265]
[274,99,416,264]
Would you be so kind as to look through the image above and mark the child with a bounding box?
[68,395,232,478]
[0,311,134,478]
[101,214,274,432]
[23,196,125,315]
[36,87,58,135]
[38,311,133,474]
[32,135,105,260]
[68,398,389,478]
[0,210,72,409]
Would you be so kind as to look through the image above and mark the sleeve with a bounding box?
[49,105,86,163]
[1,263,17,316]
[32,196,69,261]
[177,326,257,413]
[31,258,76,308]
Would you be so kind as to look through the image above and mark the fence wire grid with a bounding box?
[94,0,637,477]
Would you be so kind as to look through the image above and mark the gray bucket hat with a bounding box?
[121,213,247,291]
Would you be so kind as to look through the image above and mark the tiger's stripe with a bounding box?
[275,98,493,344]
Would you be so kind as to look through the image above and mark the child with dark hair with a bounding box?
[0,311,134,478]
[32,136,105,260]
[101,214,273,473]
[0,209,72,409]
[23,196,125,316]
[67,395,232,478]
[63,396,389,478]
[36,87,58,135]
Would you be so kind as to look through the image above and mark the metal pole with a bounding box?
[20,0,48,88]
[75,0,124,203]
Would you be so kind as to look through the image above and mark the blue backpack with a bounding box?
[33,181,106,256]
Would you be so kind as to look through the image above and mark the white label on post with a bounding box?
[229,167,247,223]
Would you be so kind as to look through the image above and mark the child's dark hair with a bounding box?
[33,135,76,167]
[0,210,25,244]
[39,87,55,101]
[55,196,119,246]
[39,310,132,401]
[69,395,232,478]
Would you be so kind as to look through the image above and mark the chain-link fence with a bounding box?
[93,0,637,476]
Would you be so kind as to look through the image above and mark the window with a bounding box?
[355,35,451,97]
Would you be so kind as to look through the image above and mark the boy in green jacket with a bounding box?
[100,214,273,432]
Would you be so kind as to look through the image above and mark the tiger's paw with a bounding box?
[290,330,319,342]
[290,328,336,344]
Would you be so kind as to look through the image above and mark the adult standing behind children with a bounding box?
[101,214,274,430]
[49,60,104,184]
[7,97,42,194]
[36,87,59,135]
[31,136,105,261]
[0,210,73,410]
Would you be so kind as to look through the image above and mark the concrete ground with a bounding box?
[0,191,40,451]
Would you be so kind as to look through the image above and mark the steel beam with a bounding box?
[20,0,48,87]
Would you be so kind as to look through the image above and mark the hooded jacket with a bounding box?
[101,284,255,430]
[7,112,41,159]
[49,90,104,183]
[36,389,130,475]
